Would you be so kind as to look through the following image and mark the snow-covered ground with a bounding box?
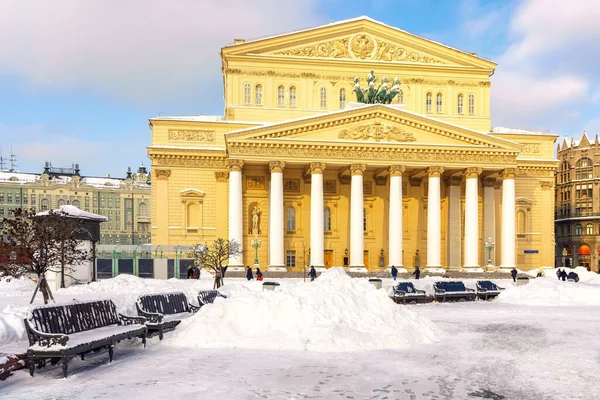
[1,268,599,399]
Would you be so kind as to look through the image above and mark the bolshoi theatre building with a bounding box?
[148,17,558,272]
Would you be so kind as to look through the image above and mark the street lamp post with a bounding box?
[484,236,495,268]
[251,234,262,266]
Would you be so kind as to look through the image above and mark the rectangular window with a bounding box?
[96,259,113,279]
[85,197,90,208]
[244,83,251,105]
[23,194,28,204]
[31,194,36,205]
[167,259,175,279]
[179,259,194,279]
[0,192,3,203]
[0,208,4,217]
[138,259,154,278]
[7,193,12,204]
[290,87,297,107]
[286,250,296,268]
[118,259,134,275]
[15,194,20,204]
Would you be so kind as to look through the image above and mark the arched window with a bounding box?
[41,198,49,211]
[289,86,297,107]
[286,207,296,231]
[320,87,327,108]
[363,208,367,232]
[586,223,594,235]
[57,199,66,207]
[426,92,432,113]
[255,84,263,106]
[576,158,593,180]
[398,88,404,104]
[339,89,346,109]
[243,83,251,105]
[457,94,464,114]
[72,200,80,208]
[567,225,571,235]
[575,224,583,235]
[277,85,285,106]
[436,93,443,113]
[324,207,331,231]
[468,94,475,114]
[139,202,147,217]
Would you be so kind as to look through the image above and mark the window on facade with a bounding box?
[517,211,526,233]
[457,94,464,114]
[586,224,594,235]
[567,225,571,235]
[139,202,147,217]
[7,193,12,204]
[426,92,432,113]
[0,192,3,203]
[243,83,251,105]
[575,200,593,216]
[286,250,296,268]
[324,207,331,231]
[286,207,296,231]
[436,93,443,113]
[339,89,346,109]
[278,85,285,106]
[0,208,3,217]
[57,199,66,207]
[31,194,36,205]
[363,208,367,232]
[255,84,263,106]
[576,158,593,180]
[289,86,297,107]
[23,194,28,204]
[561,161,570,183]
[468,94,475,114]
[575,183,593,199]
[85,197,89,208]
[41,198,49,211]
[72,200,80,207]
[320,87,327,108]
[575,224,583,235]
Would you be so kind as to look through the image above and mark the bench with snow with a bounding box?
[136,292,200,340]
[476,280,504,300]
[24,299,147,378]
[433,281,476,302]
[392,282,429,304]
[198,290,227,307]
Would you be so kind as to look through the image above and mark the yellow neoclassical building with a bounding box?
[148,17,558,272]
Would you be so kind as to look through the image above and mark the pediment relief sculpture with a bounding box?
[274,33,445,64]
[339,122,416,142]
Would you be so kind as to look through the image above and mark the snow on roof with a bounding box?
[147,145,227,151]
[0,171,38,184]
[491,127,556,136]
[36,205,108,221]
[149,115,264,125]
[229,16,493,64]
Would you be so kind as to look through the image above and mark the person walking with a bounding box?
[309,266,317,282]
[256,267,263,281]
[246,266,254,280]
[391,265,398,281]
[556,268,561,280]
[561,269,568,281]
[413,266,421,280]
[511,267,518,282]
[187,264,194,279]
[193,265,201,279]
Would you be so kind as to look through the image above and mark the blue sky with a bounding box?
[0,0,598,177]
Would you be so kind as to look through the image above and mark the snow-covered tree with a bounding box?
[189,238,242,288]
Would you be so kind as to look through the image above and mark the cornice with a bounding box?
[151,153,228,169]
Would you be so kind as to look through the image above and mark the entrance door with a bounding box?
[324,250,333,269]
[364,250,369,269]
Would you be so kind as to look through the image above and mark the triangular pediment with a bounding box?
[226,104,521,152]
[223,17,496,69]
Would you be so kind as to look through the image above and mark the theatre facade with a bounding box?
[148,17,558,271]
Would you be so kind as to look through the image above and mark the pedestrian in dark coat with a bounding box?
[556,268,561,280]
[193,266,201,279]
[561,269,568,281]
[309,266,317,281]
[246,266,253,280]
[413,266,420,280]
[511,267,517,282]
[256,267,263,281]
[391,266,398,281]
[187,265,194,279]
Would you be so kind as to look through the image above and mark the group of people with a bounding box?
[186,264,201,279]
[246,266,263,281]
[390,265,420,280]
[556,268,579,282]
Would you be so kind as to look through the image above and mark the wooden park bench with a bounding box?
[433,281,476,302]
[392,282,430,304]
[198,290,227,307]
[24,299,147,378]
[136,292,200,340]
[476,280,503,300]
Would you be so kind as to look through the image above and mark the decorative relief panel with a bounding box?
[324,180,337,194]
[339,122,416,142]
[283,179,300,192]
[246,176,265,190]
[154,157,227,168]
[363,181,373,194]
[520,143,541,154]
[168,130,215,143]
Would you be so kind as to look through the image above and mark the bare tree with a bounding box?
[188,238,242,288]
[0,208,92,304]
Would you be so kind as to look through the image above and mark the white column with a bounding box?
[388,165,405,267]
[426,166,444,268]
[227,160,244,267]
[463,168,482,268]
[310,163,326,267]
[446,176,462,271]
[500,168,517,269]
[268,161,285,268]
[350,164,366,267]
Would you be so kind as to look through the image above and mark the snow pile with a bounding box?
[0,305,30,346]
[169,268,441,352]
[498,278,600,307]
[0,276,36,297]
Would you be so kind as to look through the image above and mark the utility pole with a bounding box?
[9,145,17,172]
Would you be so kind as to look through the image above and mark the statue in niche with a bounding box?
[252,206,261,231]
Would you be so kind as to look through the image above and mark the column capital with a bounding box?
[483,177,497,187]
[389,165,406,176]
[540,181,554,190]
[227,159,244,172]
[464,167,482,179]
[269,161,286,173]
[215,171,229,182]
[154,169,171,180]
[427,166,444,178]
[501,168,518,179]
[350,164,366,176]
[309,162,326,174]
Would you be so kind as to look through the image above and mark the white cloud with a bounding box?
[0,0,323,105]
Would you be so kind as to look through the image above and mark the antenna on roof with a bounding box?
[9,145,17,172]
[0,146,5,171]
